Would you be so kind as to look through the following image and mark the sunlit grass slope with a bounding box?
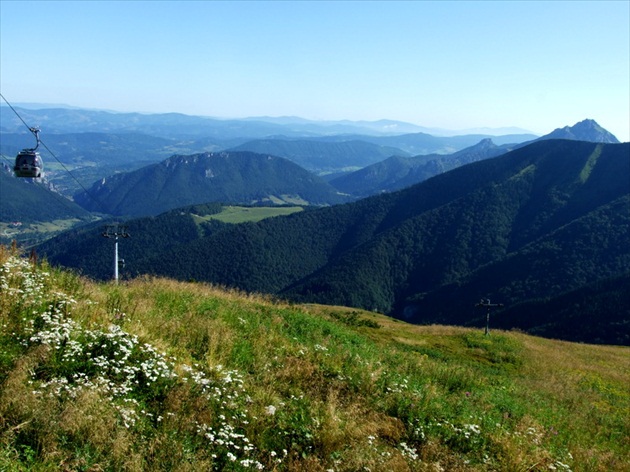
[193,206,304,225]
[1,246,628,471]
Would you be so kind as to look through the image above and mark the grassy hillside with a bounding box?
[1,246,628,471]
[197,206,304,224]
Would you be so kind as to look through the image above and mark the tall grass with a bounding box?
[1,245,628,471]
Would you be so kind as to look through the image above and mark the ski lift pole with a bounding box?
[102,224,130,283]
[475,299,504,335]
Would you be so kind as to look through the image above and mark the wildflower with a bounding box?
[398,442,419,461]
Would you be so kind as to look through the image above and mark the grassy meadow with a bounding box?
[193,206,304,225]
[0,245,628,471]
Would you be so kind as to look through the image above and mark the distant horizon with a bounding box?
[1,2,628,141]
[5,100,629,142]
[2,100,545,138]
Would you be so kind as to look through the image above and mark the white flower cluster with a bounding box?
[525,426,544,445]
[28,300,78,349]
[28,306,177,403]
[398,441,419,461]
[195,421,261,468]
[423,419,484,449]
[365,433,422,466]
[3,255,268,468]
[183,364,267,469]
[457,422,482,440]
[0,255,49,306]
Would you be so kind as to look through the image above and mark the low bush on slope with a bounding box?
[0,246,628,471]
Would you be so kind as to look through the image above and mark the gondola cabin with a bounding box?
[14,127,43,178]
[14,149,43,178]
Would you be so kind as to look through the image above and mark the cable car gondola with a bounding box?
[14,127,43,178]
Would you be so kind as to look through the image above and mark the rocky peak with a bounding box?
[541,119,619,143]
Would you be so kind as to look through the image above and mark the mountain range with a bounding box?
[1,104,534,138]
[0,106,539,196]
[37,138,630,344]
[67,119,616,215]
[322,119,619,198]
[3,105,627,345]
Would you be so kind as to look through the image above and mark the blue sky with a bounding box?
[1,1,628,140]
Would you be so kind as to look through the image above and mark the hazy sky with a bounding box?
[1,1,629,140]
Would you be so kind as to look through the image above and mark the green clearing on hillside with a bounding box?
[193,205,303,224]
[1,246,628,472]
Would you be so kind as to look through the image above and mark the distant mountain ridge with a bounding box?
[1,105,540,197]
[2,104,535,138]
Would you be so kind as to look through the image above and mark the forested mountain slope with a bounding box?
[282,141,629,332]
[329,138,510,198]
[0,168,91,223]
[38,140,630,343]
[74,151,349,216]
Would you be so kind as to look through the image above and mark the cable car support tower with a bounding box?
[102,224,130,283]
